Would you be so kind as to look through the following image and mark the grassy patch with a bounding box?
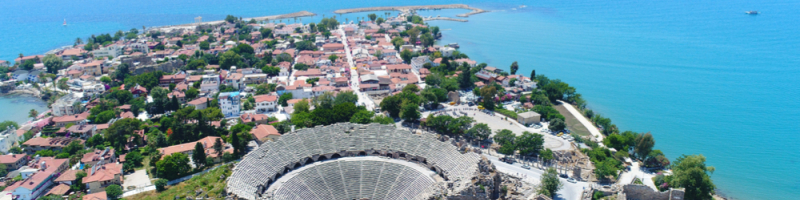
[554,104,592,137]
[495,108,518,119]
[128,164,233,200]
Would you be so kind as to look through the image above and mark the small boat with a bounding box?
[746,11,759,15]
[63,19,67,26]
[520,5,527,8]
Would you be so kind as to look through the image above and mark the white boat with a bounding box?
[520,5,527,8]
[63,19,66,26]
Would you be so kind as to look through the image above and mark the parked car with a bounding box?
[567,178,577,183]
[559,174,568,178]
[522,165,531,169]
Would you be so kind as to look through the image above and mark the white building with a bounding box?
[52,93,83,117]
[440,47,456,58]
[410,56,431,71]
[218,92,241,117]
[0,126,19,153]
[254,94,279,113]
[91,45,122,58]
[200,74,220,93]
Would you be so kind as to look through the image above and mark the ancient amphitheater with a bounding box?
[227,123,483,200]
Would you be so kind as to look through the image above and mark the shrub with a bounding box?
[155,179,168,191]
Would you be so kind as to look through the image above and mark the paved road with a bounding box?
[483,153,588,200]
[618,161,658,190]
[339,27,376,111]
[424,104,571,151]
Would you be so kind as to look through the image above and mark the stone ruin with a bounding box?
[617,184,684,200]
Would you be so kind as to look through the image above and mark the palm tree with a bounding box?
[28,109,38,119]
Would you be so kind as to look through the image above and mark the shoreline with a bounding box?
[333,4,487,18]
[150,11,316,30]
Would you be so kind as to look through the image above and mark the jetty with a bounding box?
[424,17,468,22]
[334,4,487,18]
[151,11,316,31]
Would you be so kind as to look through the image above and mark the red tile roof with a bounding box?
[254,94,278,103]
[83,191,108,200]
[82,163,122,183]
[250,125,280,141]
[0,154,25,164]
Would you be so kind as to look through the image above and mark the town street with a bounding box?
[339,27,376,111]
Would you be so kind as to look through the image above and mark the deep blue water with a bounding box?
[2,0,799,199]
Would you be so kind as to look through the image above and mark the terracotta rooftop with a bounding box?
[55,169,82,182]
[250,124,280,141]
[23,137,84,148]
[82,191,108,200]
[82,162,122,183]
[0,154,25,164]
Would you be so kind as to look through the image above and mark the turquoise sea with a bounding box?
[1,0,798,199]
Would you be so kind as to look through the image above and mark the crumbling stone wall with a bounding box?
[133,60,184,75]
[622,184,684,200]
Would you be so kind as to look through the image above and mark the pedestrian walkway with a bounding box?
[558,100,604,143]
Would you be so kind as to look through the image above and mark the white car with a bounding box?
[567,178,577,183]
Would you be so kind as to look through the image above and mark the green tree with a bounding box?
[185,88,199,100]
[391,37,404,50]
[372,115,394,124]
[493,129,516,146]
[126,151,144,167]
[459,67,473,89]
[193,142,207,168]
[538,167,563,198]
[105,184,123,199]
[156,153,192,180]
[350,110,375,124]
[219,51,241,70]
[516,131,545,156]
[279,93,293,106]
[63,140,84,154]
[634,132,655,160]
[540,148,554,163]
[368,13,377,21]
[105,118,142,151]
[509,61,519,75]
[199,41,210,50]
[548,118,566,132]
[400,102,420,122]
[670,155,716,200]
[400,49,413,64]
[466,123,491,141]
[328,54,339,64]
[0,164,7,177]
[480,84,497,110]
[57,78,69,90]
[20,60,35,70]
[421,33,434,47]
[42,54,63,73]
[376,17,385,25]
[225,15,237,23]
[28,109,38,119]
[213,138,223,158]
[379,95,402,118]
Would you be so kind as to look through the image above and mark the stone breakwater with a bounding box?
[333,4,487,17]
[151,11,316,30]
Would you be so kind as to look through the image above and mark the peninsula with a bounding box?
[0,5,717,200]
